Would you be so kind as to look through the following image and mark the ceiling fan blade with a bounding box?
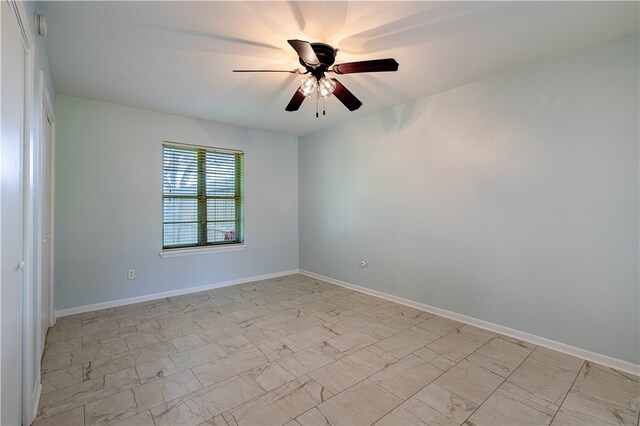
[332,58,399,74]
[233,69,301,73]
[285,89,306,112]
[331,79,362,111]
[287,39,320,68]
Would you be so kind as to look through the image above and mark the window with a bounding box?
[162,142,244,250]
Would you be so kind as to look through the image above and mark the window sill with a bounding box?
[159,244,247,258]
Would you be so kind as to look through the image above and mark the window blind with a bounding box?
[162,143,244,249]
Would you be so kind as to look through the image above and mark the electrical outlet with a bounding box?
[360,260,368,271]
[127,269,135,280]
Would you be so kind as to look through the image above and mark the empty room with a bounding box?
[1,1,638,425]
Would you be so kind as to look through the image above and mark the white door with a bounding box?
[40,107,53,354]
[1,1,26,424]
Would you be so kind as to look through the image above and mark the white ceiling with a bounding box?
[41,1,639,136]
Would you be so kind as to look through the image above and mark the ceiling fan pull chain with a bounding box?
[316,92,319,118]
[323,97,326,116]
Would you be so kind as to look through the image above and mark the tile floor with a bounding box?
[35,274,639,426]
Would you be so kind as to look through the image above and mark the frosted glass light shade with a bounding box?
[299,76,317,97]
[318,77,336,98]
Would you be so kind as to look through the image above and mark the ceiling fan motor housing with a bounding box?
[300,43,337,78]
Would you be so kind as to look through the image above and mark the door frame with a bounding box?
[35,69,56,355]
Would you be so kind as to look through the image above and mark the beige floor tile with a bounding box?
[374,330,435,359]
[84,390,138,425]
[552,392,637,426]
[467,336,533,378]
[317,379,403,426]
[44,337,84,356]
[325,330,378,354]
[322,316,371,334]
[308,358,374,394]
[46,327,85,345]
[111,411,155,425]
[370,354,443,399]
[199,414,232,426]
[391,309,433,325]
[156,324,205,342]
[276,316,326,334]
[466,382,558,426]
[507,357,581,406]
[458,325,496,341]
[369,318,412,333]
[434,360,504,405]
[412,347,457,372]
[416,316,463,337]
[41,365,84,393]
[32,406,85,426]
[123,340,179,365]
[244,326,289,346]
[229,306,270,323]
[345,346,397,373]
[82,341,178,381]
[41,351,73,374]
[169,342,228,369]
[427,326,494,362]
[359,323,400,340]
[80,326,138,348]
[408,325,444,341]
[570,362,640,413]
[216,334,255,355]
[199,323,244,342]
[191,346,268,387]
[314,303,370,323]
[498,334,536,350]
[413,383,478,424]
[132,369,203,411]
[125,333,162,351]
[529,347,584,373]
[366,303,409,320]
[279,327,339,352]
[151,374,264,426]
[257,340,295,362]
[37,367,140,420]
[72,338,130,365]
[82,356,137,382]
[39,275,628,426]
[312,341,345,361]
[376,397,458,426]
[296,407,331,425]
[135,356,183,384]
[171,333,207,352]
[247,362,296,391]
[229,377,330,425]
[50,317,82,332]
[277,347,336,377]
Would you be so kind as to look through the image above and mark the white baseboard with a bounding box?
[299,269,640,376]
[54,269,300,318]
[31,381,42,423]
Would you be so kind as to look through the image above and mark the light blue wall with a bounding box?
[54,96,299,310]
[299,34,639,364]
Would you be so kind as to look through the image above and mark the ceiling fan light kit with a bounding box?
[233,39,399,117]
[299,76,317,97]
[317,77,336,99]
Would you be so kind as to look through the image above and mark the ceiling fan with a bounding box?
[233,39,399,116]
